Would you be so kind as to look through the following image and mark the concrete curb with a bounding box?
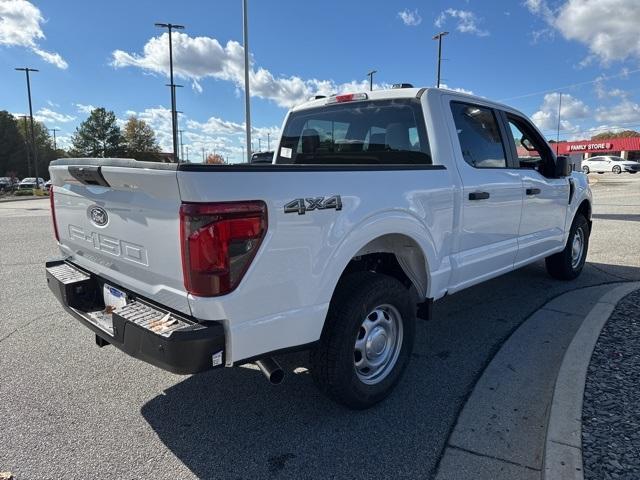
[0,195,49,203]
[542,282,640,480]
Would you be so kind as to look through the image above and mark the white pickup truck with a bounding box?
[46,87,592,408]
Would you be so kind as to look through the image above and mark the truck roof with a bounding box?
[290,86,519,116]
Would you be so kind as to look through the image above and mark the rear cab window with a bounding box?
[276,99,432,165]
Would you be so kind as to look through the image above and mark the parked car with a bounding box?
[582,156,639,174]
[18,177,46,189]
[0,177,12,192]
[46,87,592,408]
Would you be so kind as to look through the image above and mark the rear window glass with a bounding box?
[276,99,431,165]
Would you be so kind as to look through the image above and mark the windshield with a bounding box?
[22,178,36,182]
[276,99,431,165]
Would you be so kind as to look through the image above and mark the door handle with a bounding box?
[526,188,541,196]
[469,192,490,201]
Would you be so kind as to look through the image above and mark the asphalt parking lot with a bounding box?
[1,174,639,480]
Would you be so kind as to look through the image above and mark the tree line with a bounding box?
[0,107,163,178]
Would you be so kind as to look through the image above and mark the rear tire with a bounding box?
[613,165,622,174]
[545,214,589,280]
[310,272,415,409]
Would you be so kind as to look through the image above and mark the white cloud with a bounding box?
[596,100,640,124]
[531,92,590,132]
[74,103,96,114]
[435,9,489,36]
[111,33,379,108]
[34,107,76,124]
[440,84,474,95]
[398,9,422,26]
[526,0,640,64]
[0,0,68,69]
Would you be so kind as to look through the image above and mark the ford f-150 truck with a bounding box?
[46,87,592,408]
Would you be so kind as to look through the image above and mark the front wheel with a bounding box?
[545,214,589,280]
[310,272,415,409]
[613,165,622,174]
[582,165,590,174]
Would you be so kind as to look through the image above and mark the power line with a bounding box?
[499,68,640,102]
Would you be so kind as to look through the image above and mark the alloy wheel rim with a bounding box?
[354,304,403,385]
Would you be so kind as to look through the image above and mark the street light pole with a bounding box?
[185,145,189,162]
[16,67,40,187]
[556,92,563,156]
[49,128,59,151]
[258,138,261,152]
[179,129,185,161]
[155,22,185,163]
[367,70,377,91]
[432,31,449,88]
[20,115,32,177]
[267,132,270,151]
[242,0,252,163]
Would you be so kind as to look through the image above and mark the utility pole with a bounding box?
[242,0,252,163]
[258,138,261,152]
[49,128,59,151]
[185,146,189,162]
[556,92,563,155]
[202,146,205,163]
[15,67,41,187]
[367,70,377,91]
[155,22,185,162]
[267,132,271,151]
[432,32,449,88]
[241,145,245,162]
[20,115,32,177]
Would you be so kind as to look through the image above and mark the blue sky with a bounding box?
[2,0,640,162]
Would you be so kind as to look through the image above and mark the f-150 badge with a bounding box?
[284,195,342,215]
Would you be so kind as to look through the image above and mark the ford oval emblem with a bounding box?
[89,206,108,227]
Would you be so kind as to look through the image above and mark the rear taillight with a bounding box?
[180,201,267,297]
[50,187,60,241]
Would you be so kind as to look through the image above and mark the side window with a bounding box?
[506,115,554,177]
[451,102,507,168]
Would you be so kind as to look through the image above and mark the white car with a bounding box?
[18,177,46,189]
[46,87,593,408]
[582,155,640,174]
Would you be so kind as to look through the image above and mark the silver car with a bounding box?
[582,156,640,174]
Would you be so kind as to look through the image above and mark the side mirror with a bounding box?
[555,156,572,177]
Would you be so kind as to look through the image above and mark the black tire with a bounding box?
[545,214,589,280]
[630,171,637,174]
[613,165,622,174]
[310,272,415,409]
[582,166,590,174]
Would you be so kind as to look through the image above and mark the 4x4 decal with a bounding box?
[284,195,342,215]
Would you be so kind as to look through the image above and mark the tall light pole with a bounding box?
[20,115,32,177]
[155,22,184,162]
[555,92,563,155]
[185,145,189,162]
[432,31,449,88]
[179,129,185,162]
[15,67,40,187]
[242,0,252,163]
[367,70,377,91]
[258,138,261,152]
[267,132,271,151]
[49,128,59,151]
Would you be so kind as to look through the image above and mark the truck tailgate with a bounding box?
[49,160,189,314]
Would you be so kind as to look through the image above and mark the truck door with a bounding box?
[500,112,569,265]
[447,100,523,290]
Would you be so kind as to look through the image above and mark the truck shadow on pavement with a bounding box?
[140,261,640,480]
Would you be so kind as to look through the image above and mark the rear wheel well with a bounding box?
[342,252,413,289]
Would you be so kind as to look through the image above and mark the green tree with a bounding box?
[123,116,160,161]
[0,111,28,177]
[591,130,640,140]
[16,117,57,179]
[70,108,124,158]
